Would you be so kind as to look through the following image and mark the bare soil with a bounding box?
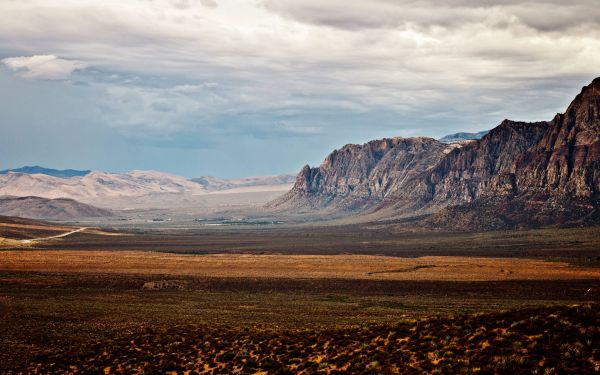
[1,222,599,373]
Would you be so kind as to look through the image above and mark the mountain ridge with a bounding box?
[270,77,600,229]
[0,170,207,204]
[268,137,452,213]
[0,166,90,179]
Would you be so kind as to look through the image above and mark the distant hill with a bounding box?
[191,174,296,192]
[0,170,206,204]
[0,166,90,179]
[438,130,489,143]
[0,196,114,220]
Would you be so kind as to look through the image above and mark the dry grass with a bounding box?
[2,250,599,281]
[6,303,599,374]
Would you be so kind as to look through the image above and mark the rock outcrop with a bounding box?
[271,77,600,229]
[269,137,449,213]
[422,120,550,207]
[516,77,600,199]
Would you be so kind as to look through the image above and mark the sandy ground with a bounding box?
[1,251,599,281]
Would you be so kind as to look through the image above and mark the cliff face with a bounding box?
[269,137,448,212]
[423,120,550,206]
[271,77,600,228]
[516,77,600,199]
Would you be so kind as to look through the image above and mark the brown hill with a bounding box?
[0,196,114,221]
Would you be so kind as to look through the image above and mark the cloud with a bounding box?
[0,0,599,175]
[1,55,85,80]
[260,0,600,32]
[200,0,218,8]
[170,0,218,9]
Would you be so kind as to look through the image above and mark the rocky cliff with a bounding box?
[268,137,450,213]
[516,77,600,199]
[423,120,550,206]
[271,77,600,229]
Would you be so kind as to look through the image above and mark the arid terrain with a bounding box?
[2,0,599,372]
[1,219,599,373]
[3,251,600,281]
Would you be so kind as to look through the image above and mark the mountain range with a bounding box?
[270,77,600,229]
[0,166,90,179]
[0,168,297,218]
[2,78,598,228]
[0,170,207,204]
[0,170,296,204]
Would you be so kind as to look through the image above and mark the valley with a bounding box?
[2,1,599,372]
[1,221,599,373]
[1,79,598,373]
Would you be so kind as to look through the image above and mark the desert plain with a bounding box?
[1,218,599,373]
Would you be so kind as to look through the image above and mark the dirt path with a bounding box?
[21,227,88,244]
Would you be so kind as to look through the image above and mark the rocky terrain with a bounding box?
[0,196,114,220]
[9,303,599,374]
[268,137,452,213]
[271,77,600,229]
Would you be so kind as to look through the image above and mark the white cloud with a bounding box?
[0,0,598,137]
[1,54,85,80]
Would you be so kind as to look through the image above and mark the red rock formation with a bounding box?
[516,77,600,198]
[271,77,600,229]
[268,137,448,213]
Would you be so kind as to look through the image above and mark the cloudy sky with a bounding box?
[1,0,599,177]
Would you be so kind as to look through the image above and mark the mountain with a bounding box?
[0,196,114,220]
[268,137,451,213]
[0,166,90,179]
[271,77,600,229]
[191,174,296,192]
[0,168,295,212]
[422,78,599,229]
[438,130,489,143]
[0,170,206,204]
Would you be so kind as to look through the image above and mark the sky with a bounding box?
[1,0,599,178]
